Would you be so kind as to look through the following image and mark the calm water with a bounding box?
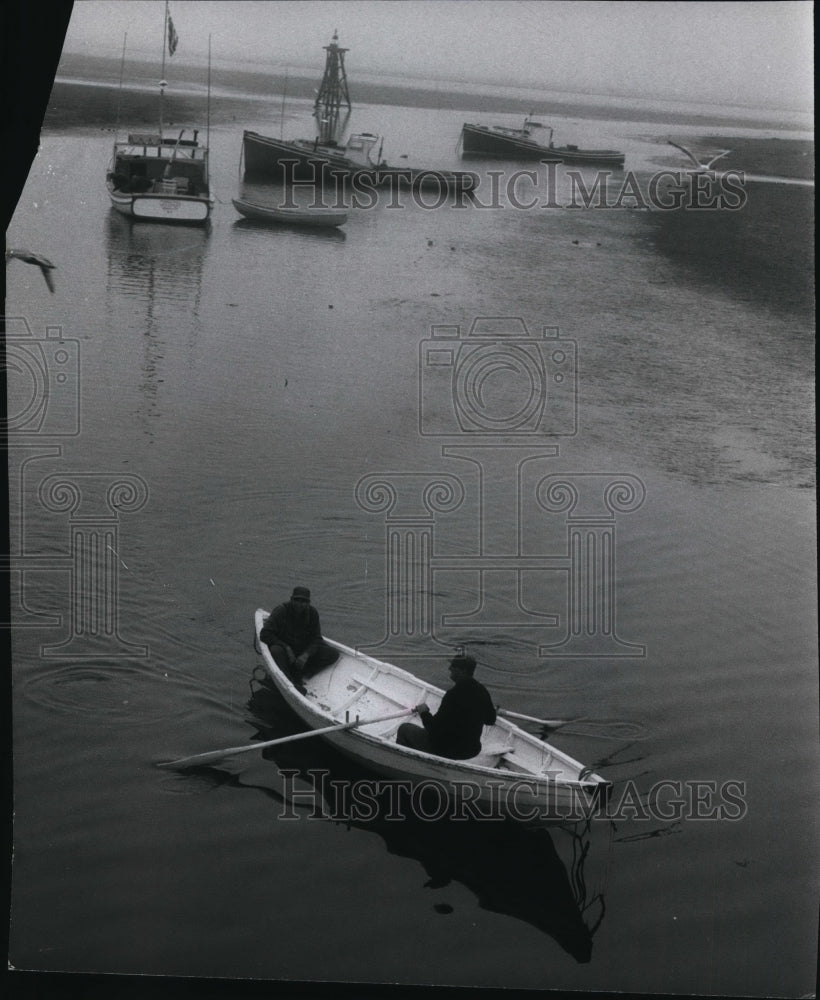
[5,91,817,995]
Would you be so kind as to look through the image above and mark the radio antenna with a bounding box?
[115,32,127,131]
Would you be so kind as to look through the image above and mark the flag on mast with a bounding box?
[167,13,179,56]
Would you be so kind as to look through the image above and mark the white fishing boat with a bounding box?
[252,608,610,822]
[232,197,348,228]
[105,3,214,224]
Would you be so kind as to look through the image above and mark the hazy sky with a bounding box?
[61,0,813,110]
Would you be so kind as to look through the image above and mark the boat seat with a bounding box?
[349,672,423,710]
[467,745,516,768]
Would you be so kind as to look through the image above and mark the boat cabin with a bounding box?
[108,131,209,195]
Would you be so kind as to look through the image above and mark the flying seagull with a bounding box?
[5,248,56,293]
[668,140,731,172]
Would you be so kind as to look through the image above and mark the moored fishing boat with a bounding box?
[253,608,610,822]
[243,34,477,194]
[107,130,213,223]
[243,31,377,184]
[232,197,348,228]
[105,3,214,224]
[460,117,625,168]
[460,117,562,161]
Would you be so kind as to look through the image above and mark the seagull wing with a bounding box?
[705,149,731,168]
[6,248,57,293]
[668,140,702,169]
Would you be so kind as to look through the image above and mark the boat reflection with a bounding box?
[232,217,347,243]
[215,673,609,962]
[104,210,210,322]
[104,212,210,440]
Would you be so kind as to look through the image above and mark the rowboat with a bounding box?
[253,608,610,822]
[460,119,625,168]
[232,197,348,228]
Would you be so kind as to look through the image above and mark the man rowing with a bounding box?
[396,654,496,760]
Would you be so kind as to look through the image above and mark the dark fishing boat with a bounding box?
[242,32,382,183]
[243,33,477,193]
[460,117,562,162]
[460,117,625,168]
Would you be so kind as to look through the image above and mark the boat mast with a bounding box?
[313,30,351,144]
[206,34,211,153]
[115,32,127,132]
[159,0,169,138]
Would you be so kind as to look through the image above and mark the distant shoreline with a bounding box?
[46,43,815,135]
[43,77,814,183]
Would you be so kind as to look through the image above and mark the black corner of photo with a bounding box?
[2,0,74,236]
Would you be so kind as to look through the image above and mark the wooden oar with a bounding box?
[158,708,414,770]
[497,708,577,729]
[499,708,641,740]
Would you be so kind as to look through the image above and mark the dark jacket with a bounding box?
[260,602,322,658]
[420,677,497,759]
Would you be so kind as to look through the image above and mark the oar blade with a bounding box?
[158,745,250,769]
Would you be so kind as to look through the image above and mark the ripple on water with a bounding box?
[16,660,189,726]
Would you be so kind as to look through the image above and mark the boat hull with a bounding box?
[108,187,212,223]
[243,130,359,182]
[551,146,625,168]
[232,197,348,227]
[461,124,624,167]
[253,609,610,823]
[460,123,561,161]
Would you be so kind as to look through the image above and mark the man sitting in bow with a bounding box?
[260,586,338,693]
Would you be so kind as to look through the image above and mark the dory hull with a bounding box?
[254,609,609,822]
[232,197,348,227]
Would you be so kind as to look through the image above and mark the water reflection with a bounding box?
[104,213,210,438]
[104,211,210,320]
[196,672,611,963]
